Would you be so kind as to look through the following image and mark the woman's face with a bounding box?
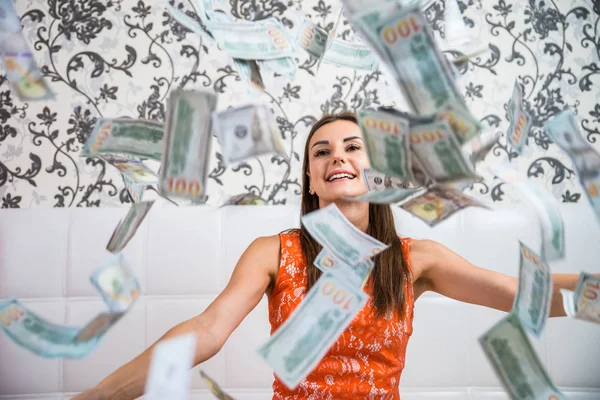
[307,119,370,204]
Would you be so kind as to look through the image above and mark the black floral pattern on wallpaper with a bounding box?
[0,0,598,207]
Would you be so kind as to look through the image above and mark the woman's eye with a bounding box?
[347,144,361,151]
[314,149,329,157]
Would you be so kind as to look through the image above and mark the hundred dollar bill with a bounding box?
[466,131,501,166]
[0,0,21,33]
[507,80,532,154]
[479,313,566,400]
[436,101,482,145]
[0,32,55,101]
[443,0,475,51]
[373,6,464,114]
[489,165,565,262]
[344,186,425,204]
[409,120,481,184]
[561,272,600,324]
[301,203,388,266]
[121,174,147,203]
[90,254,141,313]
[296,17,327,59]
[362,168,419,190]
[512,242,552,337]
[257,56,298,81]
[234,59,265,96]
[316,8,343,71]
[0,297,123,359]
[314,248,375,288]
[106,201,155,254]
[200,370,236,400]
[212,103,285,166]
[358,109,413,181]
[219,192,265,207]
[400,184,487,226]
[322,39,379,71]
[81,118,164,161]
[145,334,196,400]
[102,155,159,184]
[161,89,217,202]
[544,109,600,225]
[209,19,294,60]
[257,271,368,389]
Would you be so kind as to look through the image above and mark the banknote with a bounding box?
[90,254,141,313]
[209,19,294,60]
[566,272,600,324]
[0,0,21,33]
[344,187,425,204]
[362,168,418,190]
[358,109,414,181]
[466,131,501,166]
[102,155,159,184]
[316,8,343,71]
[443,0,475,51]
[479,313,567,400]
[344,1,402,58]
[106,201,155,254]
[409,120,481,184]
[544,109,600,225]
[161,89,217,202]
[164,2,213,42]
[219,192,265,207]
[212,103,285,166]
[314,248,375,288]
[0,32,55,101]
[400,184,487,226]
[301,203,388,266]
[257,271,368,389]
[200,370,236,400]
[512,242,552,338]
[322,39,379,71]
[81,118,164,161]
[234,59,265,96]
[506,80,532,154]
[296,17,327,59]
[374,6,464,114]
[436,101,482,145]
[257,56,298,81]
[489,165,565,262]
[145,334,196,400]
[122,174,146,203]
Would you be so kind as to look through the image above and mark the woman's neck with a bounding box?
[319,199,370,232]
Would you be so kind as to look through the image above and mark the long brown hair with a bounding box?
[299,112,411,318]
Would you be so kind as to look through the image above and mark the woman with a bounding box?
[75,112,583,400]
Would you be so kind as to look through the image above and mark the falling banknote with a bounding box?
[314,248,374,288]
[106,200,155,254]
[0,255,139,358]
[145,334,196,400]
[489,165,565,262]
[400,184,487,226]
[101,155,159,184]
[362,168,418,190]
[301,203,388,266]
[257,271,368,389]
[561,272,600,324]
[81,118,165,161]
[161,89,217,203]
[219,192,265,207]
[479,313,566,400]
[544,109,600,225]
[212,103,286,166]
[511,241,552,338]
[200,370,236,400]
[296,17,327,59]
[506,80,532,154]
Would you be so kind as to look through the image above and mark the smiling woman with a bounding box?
[73,112,589,400]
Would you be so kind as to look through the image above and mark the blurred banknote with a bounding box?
[0,32,54,101]
[479,314,566,400]
[401,184,487,226]
[489,165,565,262]
[322,38,379,71]
[544,110,600,225]
[409,120,480,185]
[102,155,159,184]
[212,103,285,166]
[122,174,147,203]
[296,17,327,59]
[362,168,418,190]
[344,187,425,204]
[235,59,265,96]
[161,89,217,202]
[0,0,21,33]
[200,370,236,400]
[506,80,532,154]
[257,56,298,82]
[90,254,141,313]
[466,131,501,166]
[81,118,164,161]
[219,192,265,207]
[561,272,600,324]
[436,102,482,145]
[358,109,414,182]
[512,242,552,337]
[257,271,368,389]
[145,334,196,400]
[314,248,374,288]
[106,201,155,254]
[301,203,388,266]
[0,255,139,358]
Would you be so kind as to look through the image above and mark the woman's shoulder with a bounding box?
[404,238,444,284]
[248,228,300,264]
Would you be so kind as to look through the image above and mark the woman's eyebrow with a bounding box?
[344,136,363,142]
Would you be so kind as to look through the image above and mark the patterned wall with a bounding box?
[0,0,598,208]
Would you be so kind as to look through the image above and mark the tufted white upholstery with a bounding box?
[0,203,599,399]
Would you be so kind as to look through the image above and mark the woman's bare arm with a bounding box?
[74,234,280,400]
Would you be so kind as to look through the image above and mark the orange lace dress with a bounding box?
[268,230,415,400]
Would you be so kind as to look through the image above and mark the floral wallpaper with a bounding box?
[0,0,598,208]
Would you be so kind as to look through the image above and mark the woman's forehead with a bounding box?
[310,120,362,144]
